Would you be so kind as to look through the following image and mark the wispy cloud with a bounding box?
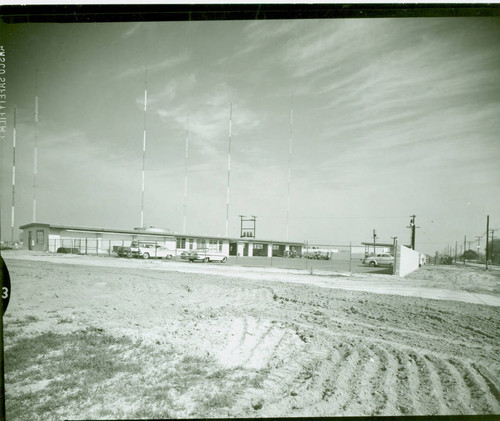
[120,22,143,39]
[116,52,191,80]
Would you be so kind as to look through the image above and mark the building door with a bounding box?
[243,243,249,256]
[229,242,238,256]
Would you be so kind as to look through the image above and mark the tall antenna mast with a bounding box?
[183,117,189,234]
[33,91,39,223]
[140,70,148,228]
[286,97,293,241]
[225,103,232,237]
[11,107,16,242]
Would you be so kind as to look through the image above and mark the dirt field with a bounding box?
[2,251,500,419]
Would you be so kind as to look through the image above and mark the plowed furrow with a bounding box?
[342,343,379,416]
[469,362,500,413]
[412,353,444,415]
[368,343,399,415]
[425,355,470,414]
[450,359,499,413]
[391,347,415,415]
[321,345,360,415]
[420,354,449,414]
[367,343,391,416]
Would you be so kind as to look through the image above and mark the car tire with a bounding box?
[221,257,227,263]
[369,261,376,267]
[203,257,210,263]
[126,252,133,258]
[166,255,172,260]
[143,252,150,259]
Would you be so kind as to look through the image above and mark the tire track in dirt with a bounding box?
[424,354,472,414]
[340,342,378,415]
[456,361,500,413]
[411,353,445,415]
[471,363,500,406]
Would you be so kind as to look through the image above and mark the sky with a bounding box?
[1,16,500,254]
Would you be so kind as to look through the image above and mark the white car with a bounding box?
[140,245,175,260]
[362,253,394,267]
[185,248,228,263]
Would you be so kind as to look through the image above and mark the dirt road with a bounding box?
[2,252,500,418]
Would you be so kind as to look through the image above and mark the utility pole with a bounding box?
[391,237,398,274]
[491,229,496,265]
[11,107,16,243]
[225,103,232,237]
[463,234,467,265]
[372,229,377,255]
[476,236,481,260]
[486,215,489,269]
[182,117,189,234]
[407,215,418,250]
[455,241,457,263]
[140,70,148,228]
[286,97,293,242]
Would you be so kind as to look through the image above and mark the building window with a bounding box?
[209,239,217,250]
[189,238,194,250]
[36,230,44,245]
[273,244,280,250]
[253,243,263,250]
[219,242,222,252]
[198,239,206,249]
[176,238,186,249]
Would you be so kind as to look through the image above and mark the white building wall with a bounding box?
[221,241,230,255]
[395,245,425,277]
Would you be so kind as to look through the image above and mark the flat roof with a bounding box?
[19,222,304,246]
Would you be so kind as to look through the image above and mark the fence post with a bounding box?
[109,240,111,256]
[85,238,88,255]
[349,242,352,273]
[96,237,99,256]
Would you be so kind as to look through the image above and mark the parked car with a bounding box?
[185,248,228,263]
[139,244,175,259]
[362,253,394,267]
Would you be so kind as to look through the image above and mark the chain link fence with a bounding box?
[48,239,393,274]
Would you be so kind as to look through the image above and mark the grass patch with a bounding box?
[5,327,141,420]
[5,326,272,420]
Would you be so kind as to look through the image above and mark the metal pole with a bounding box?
[491,229,495,265]
[33,95,39,222]
[11,107,16,243]
[225,103,232,237]
[349,242,352,273]
[463,234,466,265]
[486,215,489,269]
[183,117,189,234]
[286,98,293,241]
[140,70,148,228]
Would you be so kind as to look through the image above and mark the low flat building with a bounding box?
[19,222,304,258]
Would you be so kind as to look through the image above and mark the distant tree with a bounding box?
[488,239,500,265]
[462,249,478,260]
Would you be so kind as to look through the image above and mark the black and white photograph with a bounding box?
[0,4,499,420]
